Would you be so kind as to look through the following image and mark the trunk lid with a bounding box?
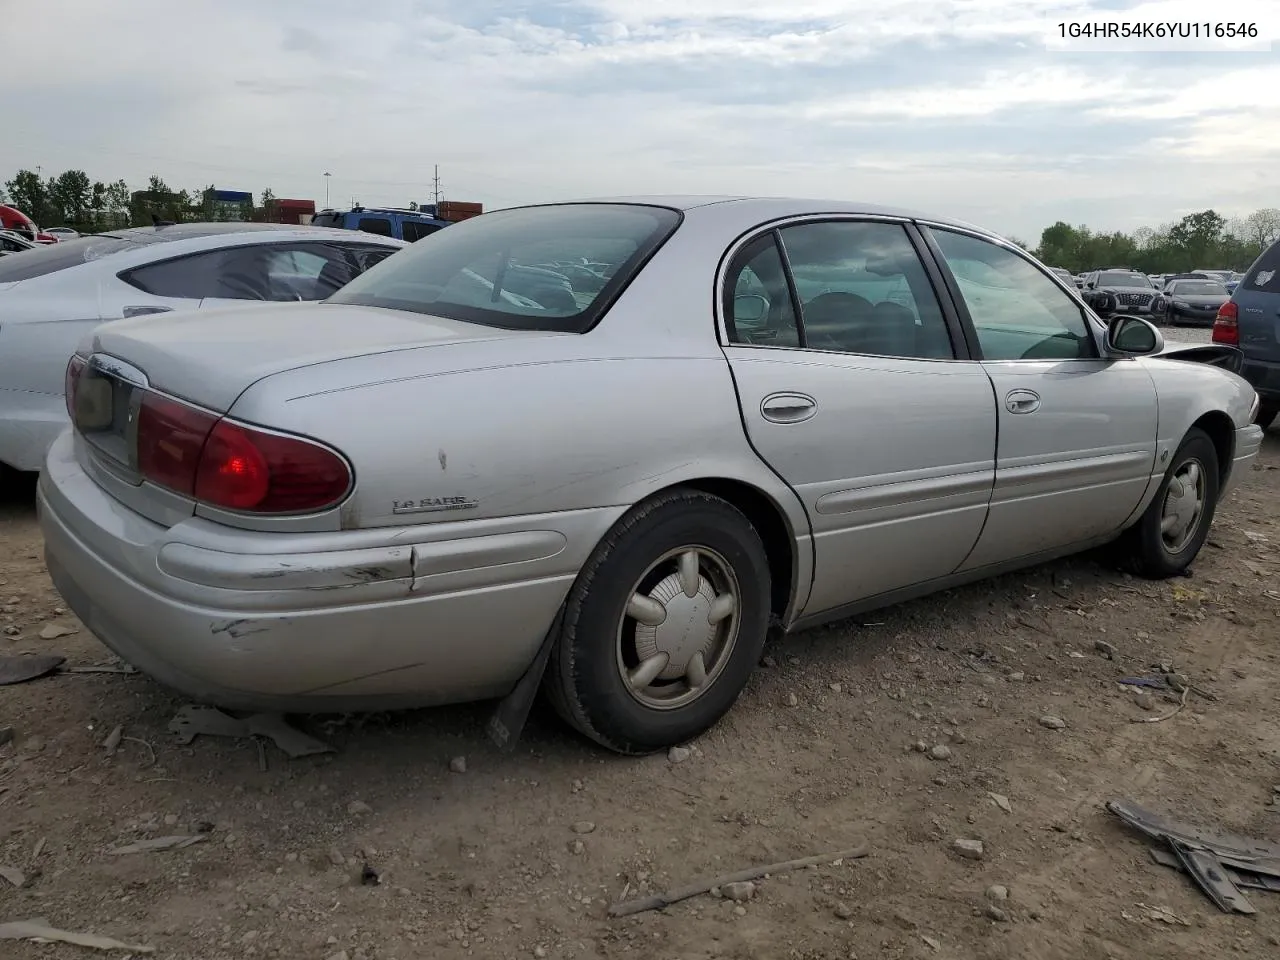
[87,301,553,411]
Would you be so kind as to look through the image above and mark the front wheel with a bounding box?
[545,489,771,754]
[1119,428,1219,579]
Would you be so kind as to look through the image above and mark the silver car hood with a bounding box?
[86,301,553,411]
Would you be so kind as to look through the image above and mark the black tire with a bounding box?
[1257,403,1278,431]
[1119,428,1220,579]
[545,489,771,754]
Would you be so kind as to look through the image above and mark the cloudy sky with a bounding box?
[1,0,1276,241]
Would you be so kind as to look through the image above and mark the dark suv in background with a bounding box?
[1215,239,1280,429]
[1081,268,1158,317]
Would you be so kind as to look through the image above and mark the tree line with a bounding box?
[1032,208,1280,275]
[0,168,281,232]
[3,167,1279,274]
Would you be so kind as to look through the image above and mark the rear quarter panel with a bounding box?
[232,346,807,535]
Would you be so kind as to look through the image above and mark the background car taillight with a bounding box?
[64,355,86,419]
[1212,301,1239,345]
[134,393,352,513]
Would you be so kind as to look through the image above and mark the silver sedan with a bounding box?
[0,223,404,474]
[39,197,1264,755]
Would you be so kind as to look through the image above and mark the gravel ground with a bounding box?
[2,420,1278,960]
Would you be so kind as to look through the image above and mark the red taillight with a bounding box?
[64,355,86,420]
[135,394,218,496]
[1212,301,1239,345]
[194,421,270,510]
[194,421,351,513]
[132,393,350,513]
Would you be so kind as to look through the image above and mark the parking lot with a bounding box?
[1,411,1277,959]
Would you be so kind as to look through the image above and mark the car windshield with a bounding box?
[327,203,682,332]
[1168,280,1228,296]
[1097,271,1151,287]
[0,234,141,282]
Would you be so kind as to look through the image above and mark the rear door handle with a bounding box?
[761,392,817,424]
[123,305,173,318]
[1005,389,1041,414]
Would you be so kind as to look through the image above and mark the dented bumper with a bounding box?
[38,430,617,712]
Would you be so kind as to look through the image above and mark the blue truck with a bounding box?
[310,201,483,242]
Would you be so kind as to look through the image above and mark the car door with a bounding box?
[921,226,1158,570]
[721,218,998,618]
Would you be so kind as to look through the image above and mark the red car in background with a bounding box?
[0,205,58,243]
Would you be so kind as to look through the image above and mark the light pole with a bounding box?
[323,172,331,207]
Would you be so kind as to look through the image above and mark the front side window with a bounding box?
[328,203,681,332]
[931,229,1095,361]
[778,221,955,359]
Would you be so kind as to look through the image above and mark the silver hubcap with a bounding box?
[1161,457,1205,553]
[616,546,741,710]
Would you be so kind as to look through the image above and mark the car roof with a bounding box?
[96,222,403,246]
[517,195,1004,240]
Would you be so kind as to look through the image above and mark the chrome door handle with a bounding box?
[1005,389,1041,414]
[761,392,817,424]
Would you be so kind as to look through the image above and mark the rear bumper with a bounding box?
[39,430,615,712]
[1241,357,1280,403]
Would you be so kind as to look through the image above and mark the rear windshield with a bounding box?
[311,212,345,229]
[0,235,138,282]
[326,203,681,332]
[1241,240,1280,294]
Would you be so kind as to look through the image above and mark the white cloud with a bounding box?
[0,0,1276,240]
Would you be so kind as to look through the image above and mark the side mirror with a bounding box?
[1106,315,1163,357]
[733,294,768,325]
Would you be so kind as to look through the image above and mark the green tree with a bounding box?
[3,169,55,224]
[1243,208,1280,250]
[49,169,93,226]
[258,187,277,221]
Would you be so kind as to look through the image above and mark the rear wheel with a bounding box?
[1257,403,1278,431]
[546,489,771,754]
[1119,428,1219,579]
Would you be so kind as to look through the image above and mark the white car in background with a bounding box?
[42,226,80,242]
[0,223,404,475]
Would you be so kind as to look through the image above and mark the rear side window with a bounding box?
[401,220,443,242]
[1241,241,1280,294]
[357,217,393,237]
[327,203,681,332]
[124,243,362,301]
[0,235,136,282]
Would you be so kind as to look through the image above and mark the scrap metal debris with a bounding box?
[0,918,154,953]
[1108,799,1280,913]
[168,705,334,758]
[0,654,65,686]
[0,865,25,888]
[607,841,870,917]
[109,835,206,855]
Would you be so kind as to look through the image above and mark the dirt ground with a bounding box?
[3,420,1279,959]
